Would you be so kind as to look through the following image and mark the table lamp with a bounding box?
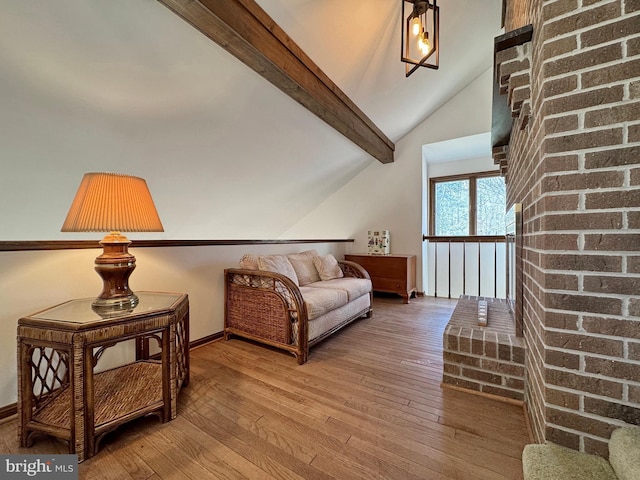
[61,172,164,312]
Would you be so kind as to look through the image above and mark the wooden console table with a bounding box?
[17,291,189,462]
[345,254,417,303]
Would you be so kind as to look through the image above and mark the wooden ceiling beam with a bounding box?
[157,0,395,163]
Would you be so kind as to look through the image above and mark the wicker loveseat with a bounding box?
[224,250,372,364]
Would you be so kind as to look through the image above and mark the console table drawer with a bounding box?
[345,254,417,303]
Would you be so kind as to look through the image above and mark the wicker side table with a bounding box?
[17,291,189,462]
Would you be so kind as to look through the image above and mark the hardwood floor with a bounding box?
[0,296,529,479]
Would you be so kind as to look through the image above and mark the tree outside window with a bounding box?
[430,172,506,236]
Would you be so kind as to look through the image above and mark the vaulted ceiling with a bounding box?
[0,0,504,239]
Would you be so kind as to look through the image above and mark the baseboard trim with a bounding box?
[440,382,525,407]
[0,331,225,421]
[190,332,224,349]
[0,403,17,423]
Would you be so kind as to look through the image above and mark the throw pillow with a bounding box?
[239,253,260,270]
[258,255,299,286]
[287,250,321,286]
[313,254,344,281]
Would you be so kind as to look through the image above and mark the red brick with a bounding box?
[546,330,624,356]
[542,234,580,250]
[546,386,580,409]
[631,298,640,317]
[586,357,640,382]
[583,316,640,339]
[586,102,640,129]
[545,426,580,450]
[631,168,640,186]
[629,342,640,361]
[546,43,622,79]
[545,292,622,315]
[544,128,624,154]
[625,0,640,13]
[547,368,623,399]
[509,73,531,93]
[543,193,580,211]
[545,86,624,115]
[443,351,480,367]
[584,437,610,458]
[630,124,640,143]
[481,358,525,377]
[628,211,640,229]
[584,396,640,425]
[585,189,640,209]
[541,154,579,173]
[547,406,618,439]
[442,375,481,392]
[495,45,520,66]
[584,233,640,251]
[546,311,579,330]
[543,36,578,61]
[500,58,530,85]
[630,37,640,57]
[545,348,580,369]
[461,367,503,385]
[544,273,579,290]
[584,275,640,295]
[543,0,579,21]
[630,385,640,403]
[543,76,579,100]
[506,377,525,390]
[542,253,622,271]
[543,212,623,230]
[544,2,622,39]
[483,385,524,401]
[443,363,461,375]
[544,115,579,134]
[484,331,498,358]
[585,145,640,169]
[542,171,624,192]
[581,16,640,47]
[628,256,640,274]
[583,58,640,88]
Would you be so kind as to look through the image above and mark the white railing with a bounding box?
[423,235,507,300]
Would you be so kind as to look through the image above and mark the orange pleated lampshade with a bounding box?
[61,173,164,233]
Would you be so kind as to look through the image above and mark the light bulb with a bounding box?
[411,16,421,36]
[418,31,430,56]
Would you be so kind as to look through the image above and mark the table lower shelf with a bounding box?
[31,361,163,434]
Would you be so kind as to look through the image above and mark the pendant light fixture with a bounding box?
[401,0,439,77]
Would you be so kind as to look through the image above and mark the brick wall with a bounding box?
[443,297,526,401]
[500,0,640,456]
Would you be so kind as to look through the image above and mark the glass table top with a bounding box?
[25,292,183,325]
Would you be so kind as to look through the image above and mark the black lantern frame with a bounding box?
[401,0,439,77]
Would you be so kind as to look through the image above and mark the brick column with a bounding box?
[502,0,640,456]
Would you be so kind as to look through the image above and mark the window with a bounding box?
[429,171,506,236]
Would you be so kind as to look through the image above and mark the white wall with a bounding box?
[1,67,496,410]
[284,67,496,291]
[0,242,344,408]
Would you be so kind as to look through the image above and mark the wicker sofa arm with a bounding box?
[224,268,308,349]
[339,260,371,280]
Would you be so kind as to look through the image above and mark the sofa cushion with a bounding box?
[287,250,321,286]
[609,426,640,480]
[307,278,372,302]
[258,255,299,286]
[298,286,349,320]
[307,293,370,341]
[313,253,344,281]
